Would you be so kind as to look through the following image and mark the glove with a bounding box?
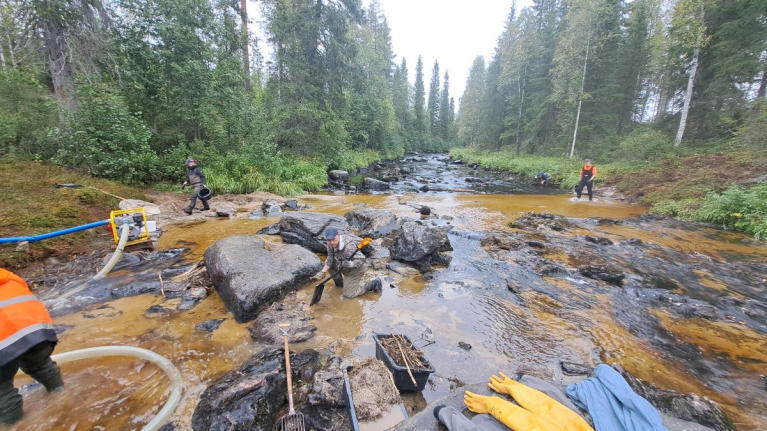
[464,391,564,431]
[488,373,592,431]
[182,181,187,190]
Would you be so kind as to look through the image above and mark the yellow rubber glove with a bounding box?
[464,391,566,431]
[488,373,593,431]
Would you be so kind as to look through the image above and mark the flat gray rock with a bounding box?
[204,235,322,322]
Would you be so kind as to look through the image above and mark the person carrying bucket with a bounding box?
[0,268,64,425]
[575,159,597,201]
[182,158,211,215]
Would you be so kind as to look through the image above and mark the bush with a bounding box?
[695,184,767,239]
[0,70,58,157]
[54,83,160,184]
[616,129,674,161]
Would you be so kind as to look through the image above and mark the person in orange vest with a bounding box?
[0,268,63,425]
[576,159,597,201]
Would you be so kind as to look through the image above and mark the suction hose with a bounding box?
[47,346,182,431]
[57,224,130,301]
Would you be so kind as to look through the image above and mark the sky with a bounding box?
[248,0,533,103]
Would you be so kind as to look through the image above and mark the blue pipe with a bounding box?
[0,219,110,244]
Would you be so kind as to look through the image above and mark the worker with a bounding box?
[0,268,64,425]
[576,159,597,201]
[317,227,381,298]
[182,158,210,215]
[535,171,552,187]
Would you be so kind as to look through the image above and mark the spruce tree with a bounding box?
[427,60,441,136]
[414,55,427,134]
[439,70,452,140]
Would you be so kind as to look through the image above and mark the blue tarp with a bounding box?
[567,364,668,431]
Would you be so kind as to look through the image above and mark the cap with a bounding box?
[323,226,339,240]
[185,158,196,165]
[584,158,591,162]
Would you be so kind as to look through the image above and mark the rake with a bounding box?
[277,323,305,431]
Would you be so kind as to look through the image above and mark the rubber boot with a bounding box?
[21,356,63,393]
[183,207,193,215]
[200,200,210,211]
[0,380,23,425]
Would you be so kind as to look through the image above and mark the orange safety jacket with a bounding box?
[0,268,57,368]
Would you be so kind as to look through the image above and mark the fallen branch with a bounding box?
[391,331,417,386]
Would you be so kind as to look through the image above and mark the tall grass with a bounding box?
[694,184,767,239]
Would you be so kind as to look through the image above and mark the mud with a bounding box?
[348,357,401,421]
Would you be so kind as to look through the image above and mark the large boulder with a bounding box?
[345,208,403,238]
[279,212,349,253]
[328,170,349,181]
[204,235,322,322]
[363,177,390,191]
[248,300,317,343]
[191,348,287,431]
[390,221,453,272]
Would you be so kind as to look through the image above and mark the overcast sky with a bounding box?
[248,0,533,104]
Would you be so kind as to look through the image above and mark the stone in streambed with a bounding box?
[345,208,403,238]
[584,235,614,246]
[262,199,283,217]
[328,170,350,181]
[279,212,349,253]
[560,361,591,376]
[204,235,322,322]
[247,302,317,343]
[390,221,453,272]
[257,223,280,235]
[363,177,390,191]
[578,264,625,285]
[195,318,225,332]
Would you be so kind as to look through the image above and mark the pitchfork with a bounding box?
[277,323,305,431]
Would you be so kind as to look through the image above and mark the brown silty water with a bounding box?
[8,155,767,430]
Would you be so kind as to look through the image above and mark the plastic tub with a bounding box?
[373,334,434,392]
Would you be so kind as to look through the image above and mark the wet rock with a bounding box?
[510,212,574,232]
[247,301,317,343]
[215,204,236,217]
[560,361,592,376]
[578,264,625,285]
[145,305,173,317]
[525,240,547,248]
[623,238,644,246]
[195,318,225,332]
[279,212,349,253]
[328,170,349,181]
[191,348,287,431]
[400,167,411,174]
[507,279,523,293]
[204,235,322,322]
[257,223,281,235]
[262,199,283,217]
[419,185,430,192]
[345,208,402,238]
[458,342,472,351]
[292,349,321,382]
[386,261,421,276]
[248,211,262,220]
[363,177,390,191]
[584,235,614,246]
[419,206,432,216]
[450,159,464,165]
[481,234,524,251]
[640,212,665,221]
[677,304,720,320]
[614,364,734,431]
[308,356,346,408]
[284,200,298,210]
[177,286,208,311]
[390,221,453,272]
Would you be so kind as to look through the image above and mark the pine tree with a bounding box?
[439,70,451,140]
[414,55,426,134]
[427,60,441,135]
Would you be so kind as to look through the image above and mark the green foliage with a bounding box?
[616,129,674,161]
[53,83,159,185]
[695,184,767,239]
[0,70,58,157]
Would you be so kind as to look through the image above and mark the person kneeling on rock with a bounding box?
[318,227,382,299]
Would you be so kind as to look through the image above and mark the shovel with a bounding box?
[309,237,372,306]
[278,323,305,431]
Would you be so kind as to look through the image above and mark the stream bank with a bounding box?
[7,153,767,430]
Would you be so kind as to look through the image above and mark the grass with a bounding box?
[0,157,149,268]
[450,146,767,238]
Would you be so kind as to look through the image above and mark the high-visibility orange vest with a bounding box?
[0,268,57,367]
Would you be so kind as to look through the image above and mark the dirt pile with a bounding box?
[348,357,401,421]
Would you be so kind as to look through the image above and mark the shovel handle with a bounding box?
[284,333,295,413]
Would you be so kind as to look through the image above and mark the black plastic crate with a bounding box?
[373,334,434,392]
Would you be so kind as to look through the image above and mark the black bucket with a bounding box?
[373,334,434,391]
[197,186,212,199]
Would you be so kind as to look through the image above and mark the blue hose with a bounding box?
[0,219,110,244]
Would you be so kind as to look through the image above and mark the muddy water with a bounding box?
[12,154,767,430]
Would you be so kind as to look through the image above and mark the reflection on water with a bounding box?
[15,190,767,430]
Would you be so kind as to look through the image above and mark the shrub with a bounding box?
[616,129,674,161]
[695,184,767,239]
[0,70,58,157]
[54,83,160,184]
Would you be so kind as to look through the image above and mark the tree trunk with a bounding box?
[570,38,589,159]
[758,70,767,99]
[674,9,704,147]
[516,63,527,156]
[0,43,5,69]
[240,0,251,90]
[43,17,77,111]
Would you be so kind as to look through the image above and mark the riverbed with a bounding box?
[9,154,767,430]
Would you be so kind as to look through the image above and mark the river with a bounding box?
[8,154,766,430]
